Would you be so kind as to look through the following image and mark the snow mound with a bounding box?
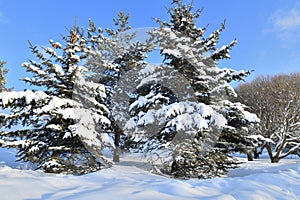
[0,150,299,200]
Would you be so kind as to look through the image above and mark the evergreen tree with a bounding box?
[158,0,260,178]
[0,24,112,174]
[124,0,259,178]
[0,60,8,128]
[0,61,8,92]
[86,12,154,161]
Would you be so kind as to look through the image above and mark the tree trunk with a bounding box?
[113,147,120,162]
[265,143,274,162]
[265,143,280,163]
[247,152,253,161]
[113,125,122,162]
[253,149,260,159]
[271,156,280,163]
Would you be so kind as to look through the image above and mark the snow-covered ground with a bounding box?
[0,148,299,200]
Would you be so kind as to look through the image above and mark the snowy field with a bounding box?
[0,148,299,200]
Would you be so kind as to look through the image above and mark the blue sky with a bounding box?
[0,0,299,90]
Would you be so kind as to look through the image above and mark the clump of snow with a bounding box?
[210,112,227,128]
[247,135,275,144]
[70,54,81,62]
[162,49,180,58]
[22,62,46,76]
[137,110,155,126]
[0,90,49,107]
[73,46,81,52]
[127,101,214,132]
[129,96,148,111]
[243,110,260,123]
[63,132,72,139]
[53,42,62,48]
[45,47,57,56]
[53,64,64,75]
[45,124,61,131]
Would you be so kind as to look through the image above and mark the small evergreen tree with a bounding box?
[0,61,8,92]
[0,24,112,174]
[0,60,8,128]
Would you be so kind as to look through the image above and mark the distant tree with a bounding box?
[0,61,8,92]
[121,0,259,178]
[0,24,112,174]
[0,60,8,128]
[236,73,300,163]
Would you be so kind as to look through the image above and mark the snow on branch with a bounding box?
[0,90,49,107]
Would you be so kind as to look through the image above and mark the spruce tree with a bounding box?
[157,0,259,178]
[0,24,112,174]
[124,0,259,178]
[86,12,154,161]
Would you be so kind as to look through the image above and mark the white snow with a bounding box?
[247,135,275,144]
[70,54,81,62]
[124,117,138,130]
[45,124,61,131]
[0,149,299,200]
[162,49,180,58]
[211,112,227,128]
[46,47,57,56]
[137,110,155,126]
[22,62,46,76]
[0,90,49,106]
[167,112,208,131]
[166,103,185,118]
[129,96,148,111]
[37,96,73,113]
[73,46,81,52]
[53,64,64,75]
[54,42,62,48]
[63,132,72,139]
[243,110,261,123]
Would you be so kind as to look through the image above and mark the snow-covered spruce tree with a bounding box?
[0,25,112,174]
[85,12,155,161]
[126,0,259,178]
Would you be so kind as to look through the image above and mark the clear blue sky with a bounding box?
[0,0,299,90]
